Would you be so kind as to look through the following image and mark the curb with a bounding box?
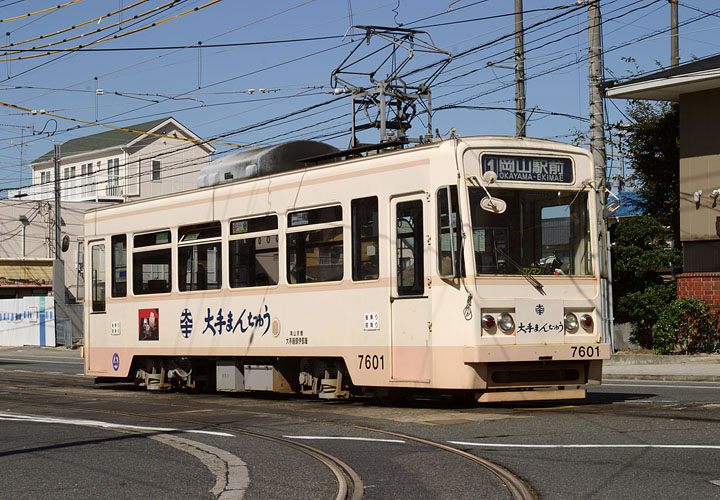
[603,374,720,383]
[607,354,720,365]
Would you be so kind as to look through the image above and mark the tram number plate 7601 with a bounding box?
[358,354,385,370]
[571,346,600,358]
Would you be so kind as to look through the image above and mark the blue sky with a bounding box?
[0,0,718,192]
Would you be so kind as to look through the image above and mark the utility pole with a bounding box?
[587,0,606,191]
[515,0,526,137]
[52,144,66,337]
[587,0,612,348]
[670,0,679,67]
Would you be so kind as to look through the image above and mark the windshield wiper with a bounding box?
[494,245,546,296]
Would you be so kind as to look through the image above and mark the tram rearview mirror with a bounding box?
[603,199,620,219]
[479,196,507,214]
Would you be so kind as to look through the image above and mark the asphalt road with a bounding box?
[1,347,719,499]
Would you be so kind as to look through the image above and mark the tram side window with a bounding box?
[351,197,379,281]
[133,230,172,295]
[437,186,464,278]
[91,244,105,312]
[178,222,222,292]
[229,215,279,288]
[287,206,343,284]
[111,235,126,297]
[396,200,424,296]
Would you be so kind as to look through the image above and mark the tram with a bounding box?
[83,136,611,402]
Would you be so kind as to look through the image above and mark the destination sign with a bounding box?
[481,155,573,183]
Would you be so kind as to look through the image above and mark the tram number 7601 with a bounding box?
[358,354,385,370]
[571,346,600,358]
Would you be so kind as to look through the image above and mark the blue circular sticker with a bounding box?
[112,353,120,372]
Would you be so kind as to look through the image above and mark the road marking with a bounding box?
[0,356,82,365]
[515,405,578,411]
[0,412,234,437]
[151,434,248,500]
[603,383,720,390]
[151,409,215,415]
[0,411,246,498]
[285,435,405,443]
[449,441,720,450]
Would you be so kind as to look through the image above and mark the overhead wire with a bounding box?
[0,0,152,51]
[0,0,224,61]
[0,0,85,24]
[2,0,716,191]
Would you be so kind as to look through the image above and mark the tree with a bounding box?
[624,100,680,242]
[610,216,682,348]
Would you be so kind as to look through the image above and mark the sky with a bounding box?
[0,0,718,194]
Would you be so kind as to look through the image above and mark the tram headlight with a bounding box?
[497,313,515,333]
[564,312,579,333]
[580,314,594,331]
[481,314,495,330]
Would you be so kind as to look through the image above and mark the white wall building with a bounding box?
[8,117,214,202]
[0,117,214,345]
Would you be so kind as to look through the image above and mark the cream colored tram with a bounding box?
[83,136,611,402]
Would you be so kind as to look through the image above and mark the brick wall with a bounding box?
[676,273,720,310]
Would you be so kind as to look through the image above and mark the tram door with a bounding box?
[390,195,431,382]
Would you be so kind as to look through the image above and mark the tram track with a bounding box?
[1,370,537,499]
[355,425,536,500]
[0,373,362,500]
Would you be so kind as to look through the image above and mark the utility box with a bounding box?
[243,364,293,393]
[216,360,245,392]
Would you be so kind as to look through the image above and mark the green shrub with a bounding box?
[618,282,676,348]
[652,298,720,354]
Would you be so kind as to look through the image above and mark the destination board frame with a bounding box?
[480,154,574,183]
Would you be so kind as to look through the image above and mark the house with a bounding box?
[0,117,214,345]
[606,54,720,308]
[8,117,214,202]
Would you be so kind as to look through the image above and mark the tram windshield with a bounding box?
[469,188,593,276]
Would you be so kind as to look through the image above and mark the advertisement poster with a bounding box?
[139,308,159,341]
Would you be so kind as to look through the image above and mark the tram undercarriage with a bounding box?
[95,355,601,403]
[118,356,354,400]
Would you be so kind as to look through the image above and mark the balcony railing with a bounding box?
[7,175,123,202]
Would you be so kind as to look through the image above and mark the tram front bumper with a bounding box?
[462,343,611,363]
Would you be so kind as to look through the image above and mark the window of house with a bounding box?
[152,160,161,181]
[178,222,222,291]
[351,197,379,281]
[287,205,343,284]
[229,215,278,288]
[133,230,172,294]
[91,243,105,312]
[111,235,127,297]
[107,158,120,196]
[40,171,51,184]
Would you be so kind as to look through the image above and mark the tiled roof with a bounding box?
[32,117,168,164]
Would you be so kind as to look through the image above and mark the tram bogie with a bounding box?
[84,136,611,403]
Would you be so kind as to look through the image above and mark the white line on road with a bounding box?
[151,434,248,500]
[0,411,246,498]
[0,356,82,365]
[449,441,720,450]
[285,435,405,443]
[603,383,720,390]
[0,412,234,437]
